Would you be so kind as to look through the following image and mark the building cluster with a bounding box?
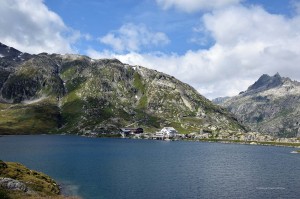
[120,127,179,140]
[84,127,300,144]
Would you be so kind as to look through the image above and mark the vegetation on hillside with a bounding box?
[0,42,247,135]
[0,160,82,198]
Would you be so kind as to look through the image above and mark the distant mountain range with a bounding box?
[215,73,300,137]
[0,42,245,135]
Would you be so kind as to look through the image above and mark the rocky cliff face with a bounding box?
[219,73,300,137]
[0,42,245,135]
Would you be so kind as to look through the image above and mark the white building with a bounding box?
[160,127,178,138]
[153,131,164,140]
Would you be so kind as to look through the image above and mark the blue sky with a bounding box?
[1,0,300,99]
[44,0,207,54]
[43,0,297,55]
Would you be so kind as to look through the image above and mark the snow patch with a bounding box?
[0,54,3,58]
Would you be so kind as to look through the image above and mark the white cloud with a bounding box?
[292,0,300,15]
[0,0,86,54]
[89,5,300,99]
[99,23,170,52]
[156,0,242,12]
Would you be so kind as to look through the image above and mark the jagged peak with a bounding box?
[243,73,284,94]
[0,42,32,62]
[0,42,22,57]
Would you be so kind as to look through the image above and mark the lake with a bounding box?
[0,135,300,199]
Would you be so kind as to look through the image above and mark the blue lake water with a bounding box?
[0,135,300,199]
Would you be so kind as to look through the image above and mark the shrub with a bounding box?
[0,188,11,199]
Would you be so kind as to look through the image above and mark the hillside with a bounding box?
[219,73,300,137]
[0,160,58,198]
[0,42,246,135]
[0,160,81,199]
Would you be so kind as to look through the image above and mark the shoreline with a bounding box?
[195,139,300,148]
[61,133,300,149]
[1,133,300,149]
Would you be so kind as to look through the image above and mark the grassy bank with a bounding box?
[0,160,80,199]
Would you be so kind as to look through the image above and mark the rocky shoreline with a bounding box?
[82,130,300,148]
[196,139,300,148]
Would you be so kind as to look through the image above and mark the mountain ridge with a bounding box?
[0,42,246,135]
[218,73,300,137]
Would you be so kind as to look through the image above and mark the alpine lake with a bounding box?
[0,135,300,199]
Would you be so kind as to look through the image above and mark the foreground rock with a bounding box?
[0,177,29,192]
[0,160,77,198]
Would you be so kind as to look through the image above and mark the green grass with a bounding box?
[169,122,195,134]
[0,103,61,135]
[59,99,84,133]
[0,162,60,196]
[65,77,87,93]
[133,72,148,109]
[133,72,146,93]
[61,67,77,80]
[138,95,148,109]
[0,188,10,199]
[0,161,81,198]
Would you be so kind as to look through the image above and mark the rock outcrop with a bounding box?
[0,177,29,192]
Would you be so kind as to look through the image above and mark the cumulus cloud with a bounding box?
[99,23,170,52]
[156,0,242,12]
[202,6,300,81]
[292,0,300,15]
[89,5,300,99]
[0,0,85,54]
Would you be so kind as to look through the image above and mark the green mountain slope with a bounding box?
[0,42,246,135]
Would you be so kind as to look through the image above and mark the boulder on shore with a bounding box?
[0,177,28,192]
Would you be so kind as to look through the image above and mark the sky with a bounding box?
[1,0,300,99]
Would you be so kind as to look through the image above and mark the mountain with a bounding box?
[0,42,245,135]
[212,96,230,105]
[219,73,300,137]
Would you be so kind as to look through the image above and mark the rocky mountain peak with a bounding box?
[0,42,21,58]
[220,72,300,137]
[0,42,32,62]
[241,73,285,95]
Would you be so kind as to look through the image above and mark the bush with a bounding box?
[0,188,11,199]
[0,160,8,172]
